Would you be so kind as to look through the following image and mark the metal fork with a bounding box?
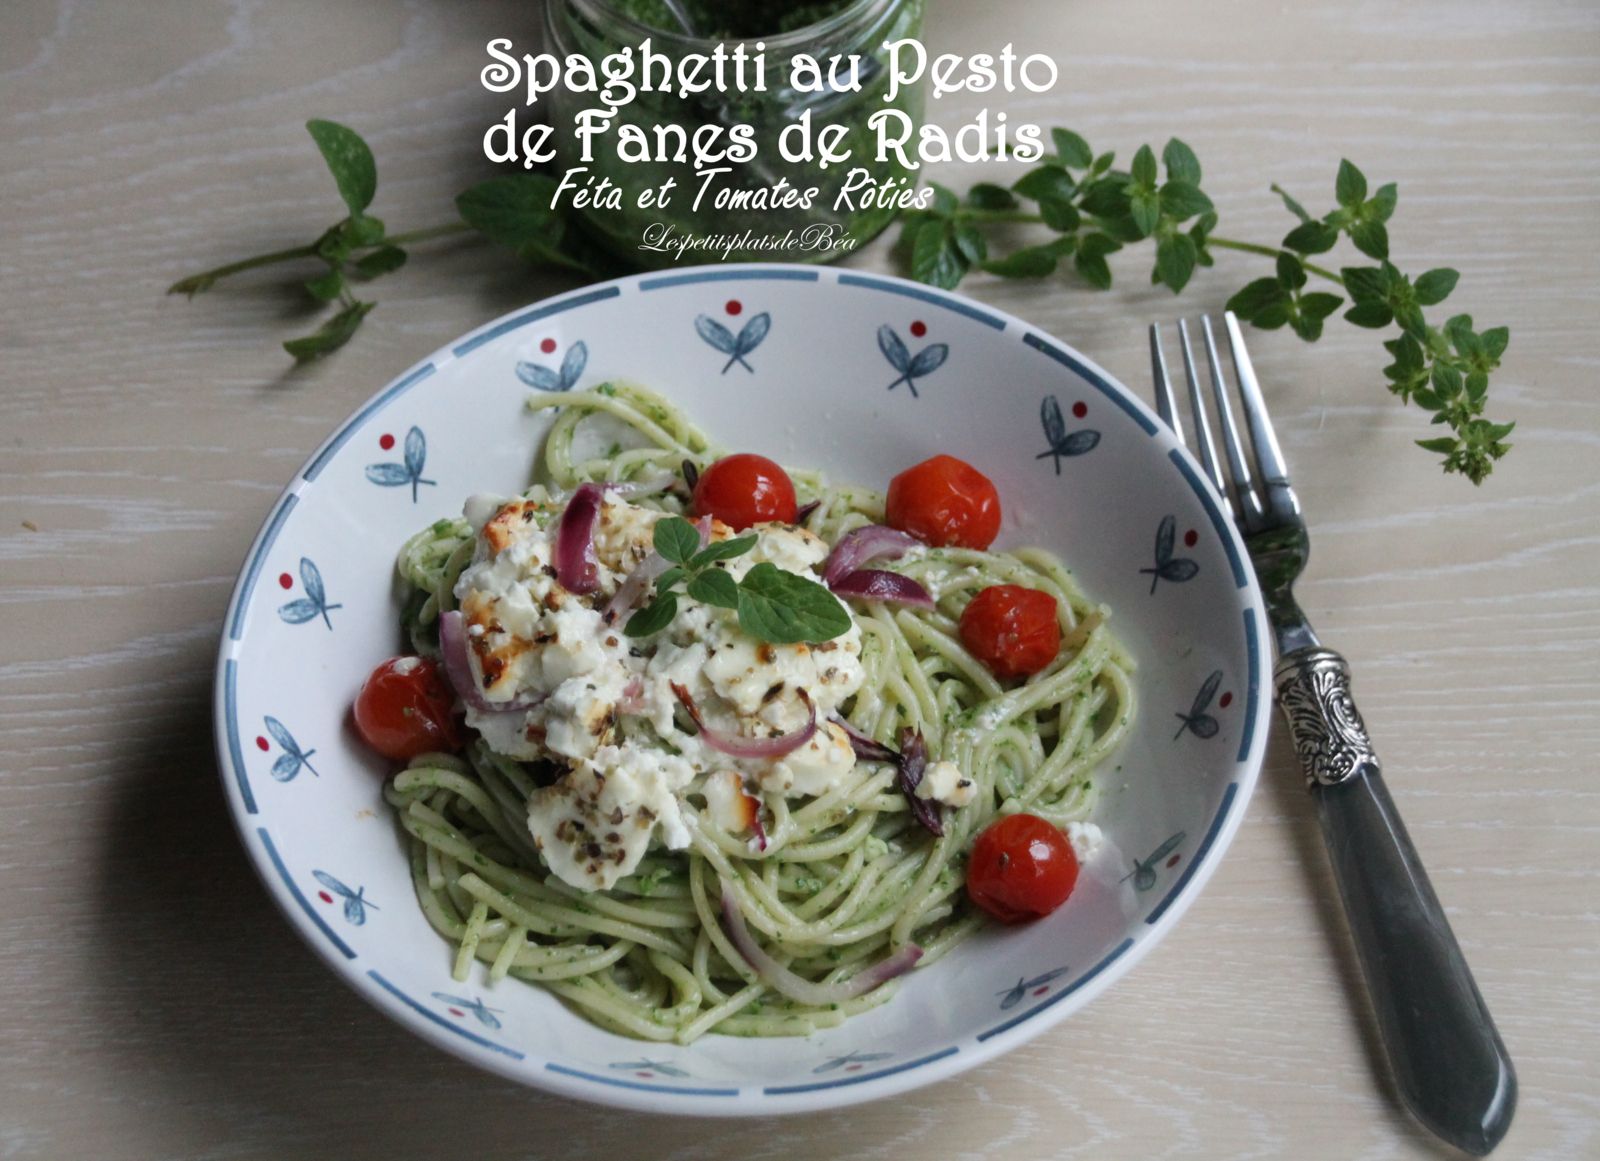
[1151,313,1517,1156]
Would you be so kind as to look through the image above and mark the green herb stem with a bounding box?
[167,222,469,296]
[1208,237,1344,285]
[385,222,474,247]
[166,242,317,294]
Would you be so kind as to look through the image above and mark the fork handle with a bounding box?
[1275,646,1517,1155]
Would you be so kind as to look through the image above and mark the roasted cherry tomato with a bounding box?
[966,813,1080,924]
[692,453,798,530]
[885,454,1002,549]
[353,656,463,761]
[958,584,1062,680]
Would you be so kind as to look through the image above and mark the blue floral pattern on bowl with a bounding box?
[276,557,341,629]
[1122,833,1188,892]
[433,992,504,1030]
[1174,670,1227,740]
[261,715,319,782]
[1037,395,1101,470]
[995,966,1072,1010]
[695,309,770,373]
[878,323,948,396]
[610,1059,691,1079]
[811,1051,893,1074]
[517,340,588,392]
[364,426,435,502]
[1141,515,1201,592]
[312,870,378,925]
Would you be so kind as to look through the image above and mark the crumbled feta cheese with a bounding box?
[703,769,759,835]
[463,493,509,533]
[748,523,829,574]
[451,492,877,891]
[763,721,856,796]
[526,745,695,890]
[1066,820,1104,862]
[914,759,977,807]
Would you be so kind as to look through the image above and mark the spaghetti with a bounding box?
[381,383,1134,1042]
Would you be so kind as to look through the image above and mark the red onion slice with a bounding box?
[617,675,646,716]
[896,727,943,836]
[671,683,816,759]
[823,525,921,586]
[830,568,935,608]
[437,610,545,714]
[830,715,900,765]
[554,482,605,594]
[720,888,922,1006]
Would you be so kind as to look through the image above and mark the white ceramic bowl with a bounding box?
[214,263,1269,1114]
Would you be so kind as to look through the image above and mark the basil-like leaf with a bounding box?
[624,593,678,638]
[687,569,739,610]
[654,517,701,564]
[353,245,407,279]
[735,563,850,645]
[282,300,373,362]
[306,120,377,216]
[304,269,344,302]
[455,175,594,274]
[689,534,756,568]
[1052,128,1094,169]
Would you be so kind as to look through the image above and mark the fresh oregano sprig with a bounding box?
[168,119,606,362]
[899,135,1512,484]
[624,517,850,645]
[1224,160,1513,482]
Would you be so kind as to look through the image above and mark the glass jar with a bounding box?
[542,0,926,269]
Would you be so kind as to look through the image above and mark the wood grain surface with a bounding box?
[2,1,1596,1157]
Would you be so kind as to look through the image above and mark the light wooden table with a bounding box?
[2,1,1595,1157]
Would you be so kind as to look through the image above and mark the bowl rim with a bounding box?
[212,261,1271,1116]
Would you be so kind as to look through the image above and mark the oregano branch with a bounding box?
[897,135,1512,483]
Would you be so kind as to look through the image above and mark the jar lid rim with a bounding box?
[563,0,900,50]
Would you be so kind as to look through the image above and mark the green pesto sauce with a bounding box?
[617,0,853,38]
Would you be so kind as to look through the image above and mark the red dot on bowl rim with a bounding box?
[1033,986,1049,995]
[317,891,333,904]
[909,320,927,337]
[278,572,293,589]
[540,337,557,354]
[255,736,269,752]
[846,1064,863,1072]
[378,433,395,450]
[636,1071,652,1078]
[449,1008,464,1017]
[1183,529,1199,548]
[1072,401,1088,419]
[1220,691,1234,708]
[1167,854,1182,867]
[725,299,742,316]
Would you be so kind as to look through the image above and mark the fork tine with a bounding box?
[1177,320,1233,516]
[1223,311,1301,518]
[1200,317,1265,529]
[1224,312,1290,485]
[1148,323,1184,443]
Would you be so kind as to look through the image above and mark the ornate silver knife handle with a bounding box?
[1273,646,1380,787]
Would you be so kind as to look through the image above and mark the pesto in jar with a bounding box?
[617,0,856,39]
[543,0,927,269]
